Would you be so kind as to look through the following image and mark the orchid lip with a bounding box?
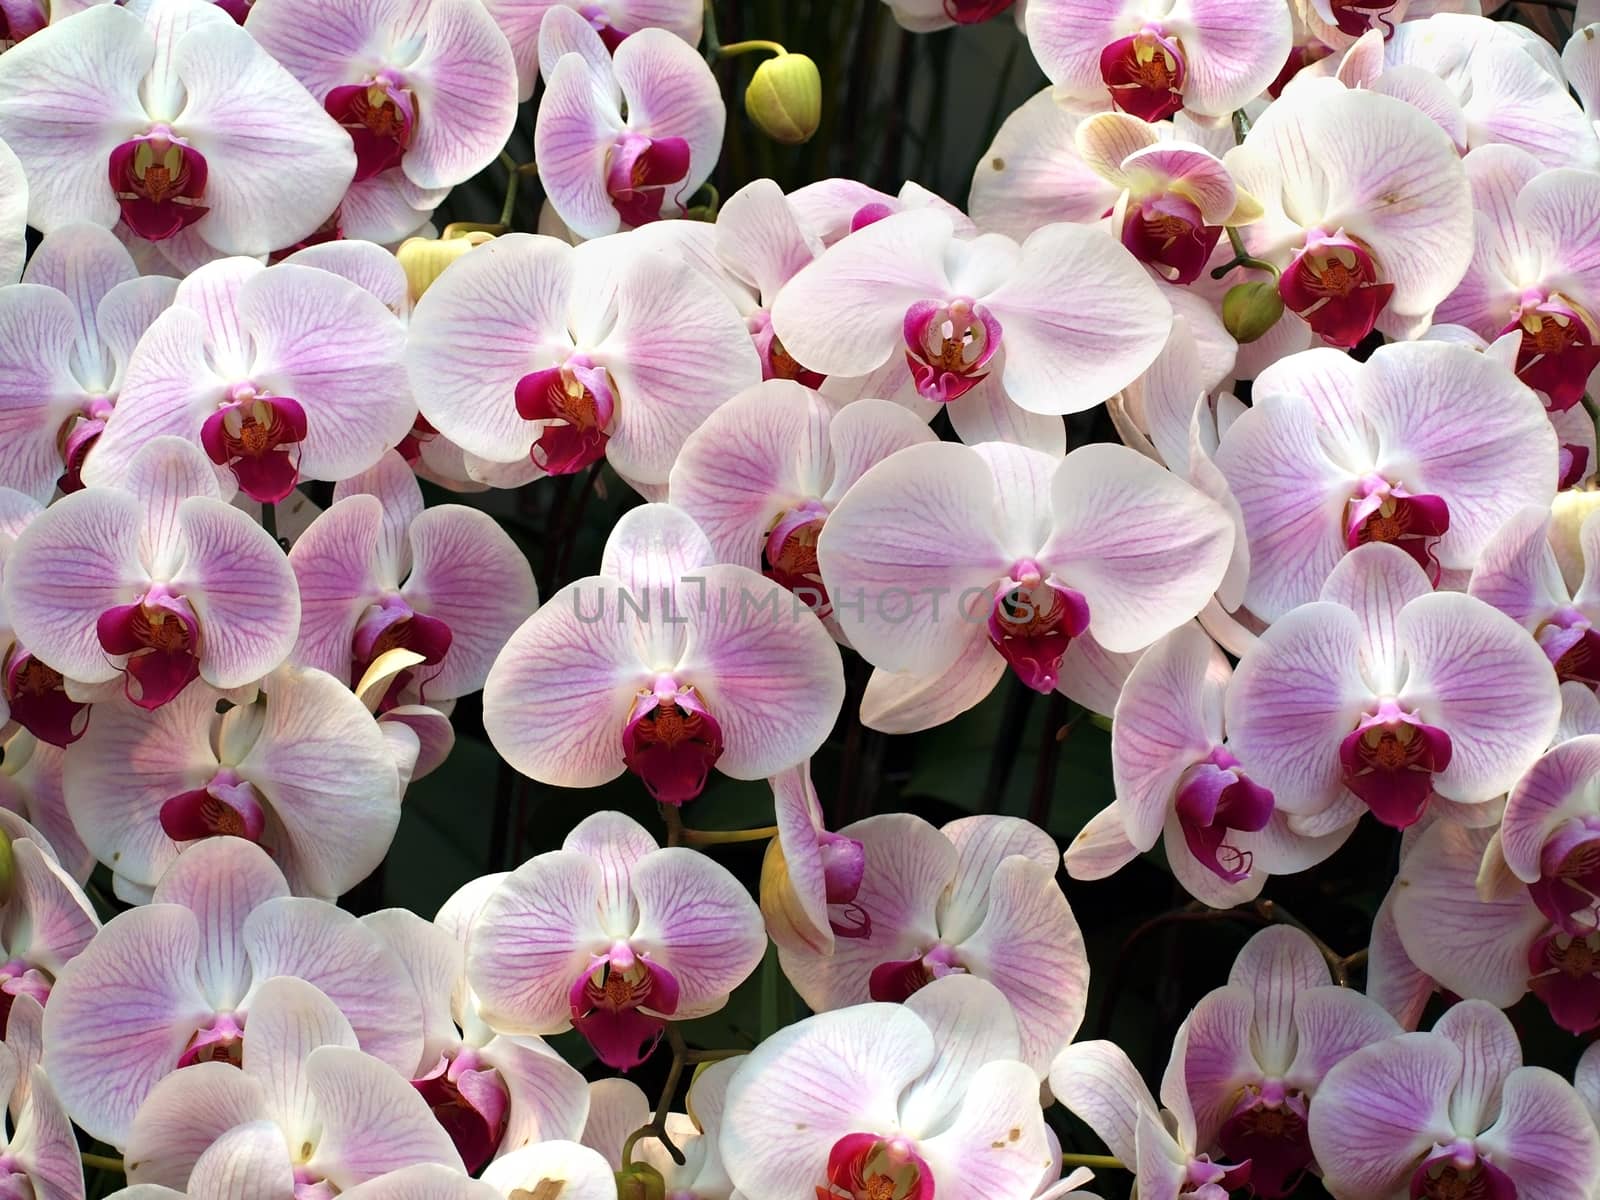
[902,297,1001,403]
[986,580,1090,694]
[177,1012,245,1069]
[515,355,615,475]
[1122,192,1222,286]
[159,769,268,844]
[1499,298,1600,412]
[621,680,724,807]
[325,76,417,183]
[1338,704,1452,829]
[1344,480,1450,585]
[605,133,692,228]
[96,587,204,710]
[822,1133,934,1200]
[412,1048,510,1174]
[867,942,965,1003]
[2,645,89,747]
[1279,230,1394,349]
[200,389,309,503]
[568,947,682,1069]
[1407,1142,1518,1200]
[763,501,830,612]
[1100,27,1187,122]
[1174,747,1275,884]
[109,127,210,242]
[1528,926,1600,1034]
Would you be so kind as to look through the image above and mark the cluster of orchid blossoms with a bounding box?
[4,0,1600,1196]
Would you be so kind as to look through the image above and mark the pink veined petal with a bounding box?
[1396,591,1562,805]
[719,1003,936,1200]
[361,907,461,1060]
[13,1064,85,1200]
[1249,345,1368,457]
[0,284,83,505]
[950,856,1087,1074]
[123,1061,268,1186]
[1467,506,1568,630]
[1368,885,1436,1031]
[1172,986,1259,1150]
[971,441,1062,559]
[284,241,412,320]
[305,1045,465,1185]
[629,846,767,1013]
[1047,1039,1159,1167]
[484,1036,592,1148]
[562,810,660,939]
[598,502,716,603]
[1231,925,1331,1074]
[1062,804,1139,881]
[1282,985,1402,1093]
[536,6,618,93]
[580,1077,650,1168]
[1165,0,1293,114]
[816,441,1011,677]
[481,576,651,788]
[916,1059,1054,1200]
[1477,1066,1600,1200]
[1318,542,1433,696]
[967,89,1121,241]
[533,53,624,240]
[1165,804,1270,909]
[767,764,833,956]
[402,504,539,699]
[1041,443,1234,654]
[1461,40,1600,171]
[150,836,289,1012]
[1392,820,1547,1009]
[333,450,426,579]
[1059,630,1145,719]
[39,905,213,1149]
[1224,602,1371,816]
[169,20,355,256]
[0,138,26,284]
[1111,624,1226,852]
[1306,1031,1461,1200]
[1430,999,1521,1136]
[1503,736,1600,884]
[241,897,423,1077]
[2,486,146,684]
[22,221,139,352]
[985,223,1171,415]
[1021,0,1130,99]
[946,369,1068,457]
[398,0,520,190]
[856,638,1008,735]
[0,5,149,234]
[1121,144,1238,226]
[612,28,724,198]
[674,562,844,779]
[465,851,607,1035]
[119,436,223,570]
[170,497,300,688]
[339,169,447,245]
[940,814,1060,930]
[715,179,820,304]
[287,495,387,681]
[1579,1041,1600,1125]
[184,1119,294,1200]
[770,208,954,380]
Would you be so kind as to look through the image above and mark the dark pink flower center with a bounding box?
[902,298,1001,403]
[1500,301,1600,413]
[1329,0,1402,38]
[1530,824,1600,933]
[396,414,439,466]
[412,1049,509,1174]
[986,576,1091,694]
[606,133,692,228]
[1338,706,1452,829]
[1535,610,1600,689]
[868,943,965,1004]
[763,503,830,613]
[819,830,872,940]
[1100,28,1187,122]
[325,78,417,183]
[109,129,210,242]
[568,950,681,1069]
[2,645,89,747]
[1560,442,1590,491]
[1122,193,1223,286]
[96,590,203,709]
[1408,1145,1518,1200]
[54,396,114,495]
[1345,482,1450,584]
[0,962,52,1038]
[1279,232,1394,349]
[515,357,615,475]
[1529,926,1600,1034]
[177,1013,245,1069]
[821,1133,934,1200]
[200,391,309,503]
[943,0,1014,22]
[351,596,454,705]
[159,771,267,844]
[1218,1083,1310,1199]
[751,310,827,390]
[621,681,724,807]
[1173,748,1275,884]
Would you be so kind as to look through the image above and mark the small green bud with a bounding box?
[615,1162,667,1200]
[744,53,822,145]
[0,826,13,906]
[1222,280,1285,344]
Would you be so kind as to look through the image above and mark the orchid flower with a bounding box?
[776,812,1086,1074]
[364,895,591,1173]
[0,488,86,749]
[1308,999,1600,1199]
[1066,624,1347,908]
[1169,926,1401,1197]
[814,440,1232,728]
[0,138,24,285]
[85,255,413,504]
[465,810,767,1070]
[1215,341,1556,621]
[1223,79,1472,346]
[2,436,298,711]
[482,504,843,806]
[0,989,82,1200]
[245,0,516,193]
[534,6,723,239]
[0,0,354,256]
[760,763,869,959]
[0,730,87,883]
[0,811,97,1037]
[40,838,425,1149]
[406,233,759,491]
[122,975,461,1192]
[1024,0,1292,121]
[289,450,537,705]
[770,207,1171,414]
[721,975,1054,1200]
[626,1055,742,1198]
[669,380,934,624]
[61,661,407,898]
[0,223,177,501]
[1471,505,1600,689]
[481,0,702,101]
[1228,541,1562,834]
[1434,146,1600,411]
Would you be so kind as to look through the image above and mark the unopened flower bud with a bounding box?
[1222,280,1284,344]
[397,230,495,302]
[615,1162,667,1200]
[744,53,821,145]
[0,826,12,905]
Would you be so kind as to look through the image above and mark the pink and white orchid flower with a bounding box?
[482,504,843,806]
[0,989,82,1200]
[1308,999,1600,1199]
[0,138,25,285]
[63,663,408,899]
[534,6,723,239]
[1215,341,1556,621]
[482,0,702,101]
[0,223,177,501]
[406,233,759,491]
[85,256,413,503]
[0,488,88,749]
[777,812,1087,1074]
[122,975,461,1192]
[1224,79,1472,346]
[721,975,1054,1200]
[1436,146,1600,411]
[289,450,537,704]
[815,440,1232,727]
[364,892,591,1173]
[1024,0,1292,121]
[0,811,97,1038]
[246,0,517,192]
[1171,926,1401,1197]
[465,810,766,1070]
[760,763,870,959]
[41,838,425,1149]
[2,436,299,711]
[1228,541,1562,833]
[770,208,1170,413]
[1067,625,1345,908]
[0,0,354,256]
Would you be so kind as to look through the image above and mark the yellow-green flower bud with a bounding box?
[0,826,13,907]
[615,1162,667,1200]
[744,53,822,145]
[1222,280,1284,344]
[396,230,495,303]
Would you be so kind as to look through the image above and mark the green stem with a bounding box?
[1231,108,1251,144]
[82,1154,124,1174]
[680,825,778,847]
[260,500,278,545]
[621,1025,689,1167]
[1209,226,1280,281]
[662,803,685,848]
[1062,1153,1124,1170]
[716,38,787,58]
[498,153,521,230]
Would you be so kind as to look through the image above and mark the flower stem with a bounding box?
[260,500,278,544]
[679,825,778,846]
[1061,1153,1124,1170]
[498,152,521,230]
[716,38,788,58]
[621,1024,689,1167]
[1210,226,1281,281]
[81,1154,124,1173]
